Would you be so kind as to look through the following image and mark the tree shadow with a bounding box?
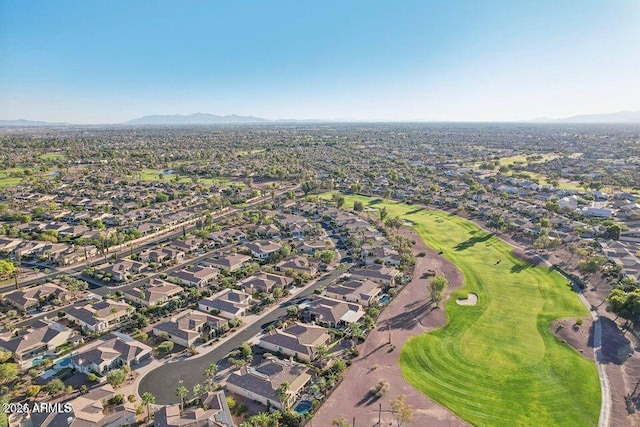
[600,317,634,365]
[378,301,437,331]
[510,263,531,273]
[454,233,493,251]
[368,199,384,206]
[355,390,382,407]
[405,207,424,215]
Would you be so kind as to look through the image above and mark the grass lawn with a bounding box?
[137,169,231,186]
[40,153,66,161]
[0,177,22,187]
[320,193,600,427]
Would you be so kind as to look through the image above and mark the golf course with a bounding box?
[321,193,601,427]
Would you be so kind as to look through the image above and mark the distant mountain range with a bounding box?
[532,110,640,124]
[0,119,69,127]
[3,110,640,126]
[124,113,268,125]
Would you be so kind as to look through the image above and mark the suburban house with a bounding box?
[295,238,331,256]
[226,357,311,411]
[152,310,226,347]
[276,256,318,275]
[204,253,251,272]
[3,283,70,312]
[324,279,382,307]
[238,272,293,294]
[245,240,283,259]
[361,246,401,266]
[0,319,79,367]
[71,333,152,376]
[154,390,234,427]
[170,237,204,253]
[26,384,136,427]
[172,266,220,288]
[66,300,133,332]
[305,296,365,328]
[255,224,282,240]
[198,289,252,319]
[258,322,331,362]
[208,228,247,245]
[139,247,185,264]
[100,258,146,282]
[122,279,183,308]
[349,264,399,286]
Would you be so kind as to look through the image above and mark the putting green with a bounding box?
[321,193,600,427]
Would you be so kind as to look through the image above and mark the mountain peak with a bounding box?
[124,113,267,125]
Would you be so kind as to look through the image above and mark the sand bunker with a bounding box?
[456,293,478,306]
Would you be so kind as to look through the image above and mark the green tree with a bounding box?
[429,274,448,308]
[603,224,622,240]
[275,381,290,409]
[316,344,328,370]
[141,392,155,422]
[353,200,364,212]
[176,386,188,412]
[107,368,127,387]
[241,411,282,427]
[390,394,414,426]
[240,342,252,361]
[302,181,316,196]
[0,363,18,384]
[0,260,15,276]
[26,385,41,397]
[204,363,218,391]
[156,340,174,353]
[43,378,65,395]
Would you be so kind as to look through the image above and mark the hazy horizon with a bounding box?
[1,1,639,124]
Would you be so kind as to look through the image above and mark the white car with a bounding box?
[85,293,96,301]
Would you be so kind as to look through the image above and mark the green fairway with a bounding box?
[137,169,231,185]
[40,153,67,161]
[320,193,600,427]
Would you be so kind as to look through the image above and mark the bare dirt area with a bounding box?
[598,317,640,427]
[312,227,470,427]
[550,318,595,361]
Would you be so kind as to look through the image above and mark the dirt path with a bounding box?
[312,228,470,427]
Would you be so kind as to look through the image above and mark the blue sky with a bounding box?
[1,0,639,123]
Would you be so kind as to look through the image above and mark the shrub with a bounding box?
[370,380,390,398]
[109,394,124,405]
[88,373,97,382]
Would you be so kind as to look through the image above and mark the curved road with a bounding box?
[138,267,346,404]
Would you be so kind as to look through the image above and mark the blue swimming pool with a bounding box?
[294,400,312,415]
[379,294,390,304]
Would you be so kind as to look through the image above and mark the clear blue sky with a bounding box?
[1,0,639,123]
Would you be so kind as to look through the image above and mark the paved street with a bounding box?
[137,266,347,404]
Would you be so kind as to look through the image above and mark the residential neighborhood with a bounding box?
[0,123,638,427]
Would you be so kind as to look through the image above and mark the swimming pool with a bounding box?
[294,400,312,415]
[379,294,390,304]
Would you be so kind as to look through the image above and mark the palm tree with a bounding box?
[316,344,328,370]
[275,381,290,410]
[349,322,365,344]
[141,392,155,422]
[204,363,218,391]
[176,386,188,412]
[192,383,204,400]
